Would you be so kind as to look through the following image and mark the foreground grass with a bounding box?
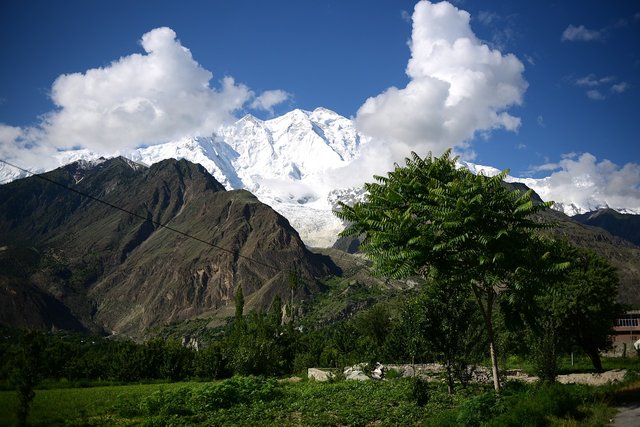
[506,355,640,376]
[0,373,637,426]
[0,381,209,426]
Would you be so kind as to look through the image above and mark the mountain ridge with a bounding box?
[573,208,640,247]
[0,157,337,336]
[2,107,639,246]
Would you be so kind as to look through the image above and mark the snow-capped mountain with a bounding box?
[127,108,367,247]
[2,107,638,246]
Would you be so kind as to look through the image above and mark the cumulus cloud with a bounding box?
[1,27,290,169]
[353,0,526,171]
[561,24,602,42]
[250,90,291,114]
[521,153,640,213]
[42,27,254,152]
[0,125,24,147]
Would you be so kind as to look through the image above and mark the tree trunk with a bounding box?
[585,347,603,372]
[488,334,501,393]
[445,363,455,395]
[472,284,501,393]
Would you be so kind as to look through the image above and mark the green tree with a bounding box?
[384,298,427,364]
[354,303,393,351]
[162,340,194,381]
[540,243,620,372]
[194,341,227,379]
[269,295,283,330]
[419,280,486,393]
[287,270,300,323]
[499,236,572,383]
[7,331,47,426]
[234,285,245,326]
[335,150,553,392]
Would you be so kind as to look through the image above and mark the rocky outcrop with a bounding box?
[307,368,336,382]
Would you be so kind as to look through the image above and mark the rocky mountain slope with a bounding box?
[540,208,640,306]
[0,157,336,337]
[573,208,640,247]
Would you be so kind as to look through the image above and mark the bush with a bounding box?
[488,383,589,426]
[411,377,430,406]
[189,376,280,412]
[140,387,194,417]
[456,391,503,426]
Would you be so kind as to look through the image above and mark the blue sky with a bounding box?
[0,0,639,184]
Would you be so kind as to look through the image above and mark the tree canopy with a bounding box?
[538,243,620,372]
[335,150,557,392]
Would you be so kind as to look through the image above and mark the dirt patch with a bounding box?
[556,369,627,386]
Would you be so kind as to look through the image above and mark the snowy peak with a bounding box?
[130,136,242,189]
[4,107,638,247]
[220,107,362,182]
[458,160,503,177]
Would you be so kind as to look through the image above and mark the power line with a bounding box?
[0,158,283,273]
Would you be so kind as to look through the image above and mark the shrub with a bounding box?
[488,383,589,426]
[456,391,503,426]
[411,377,430,406]
[140,387,193,417]
[189,376,280,412]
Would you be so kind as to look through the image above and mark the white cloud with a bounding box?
[0,124,24,147]
[1,27,290,168]
[42,27,254,152]
[524,54,535,66]
[573,74,628,100]
[0,124,60,178]
[561,24,602,42]
[477,11,499,26]
[523,153,640,213]
[576,74,614,87]
[586,89,606,100]
[250,90,291,114]
[611,82,630,93]
[536,115,545,128]
[353,0,526,169]
[475,10,519,51]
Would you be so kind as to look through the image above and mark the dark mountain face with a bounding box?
[0,157,336,337]
[572,208,640,247]
[539,209,640,306]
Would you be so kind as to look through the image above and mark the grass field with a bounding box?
[0,369,638,426]
[0,381,208,426]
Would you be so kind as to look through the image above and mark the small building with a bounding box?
[610,310,640,356]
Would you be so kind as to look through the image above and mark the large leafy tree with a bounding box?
[539,243,620,372]
[418,280,485,393]
[335,150,553,392]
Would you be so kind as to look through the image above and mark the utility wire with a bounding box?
[0,158,283,273]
